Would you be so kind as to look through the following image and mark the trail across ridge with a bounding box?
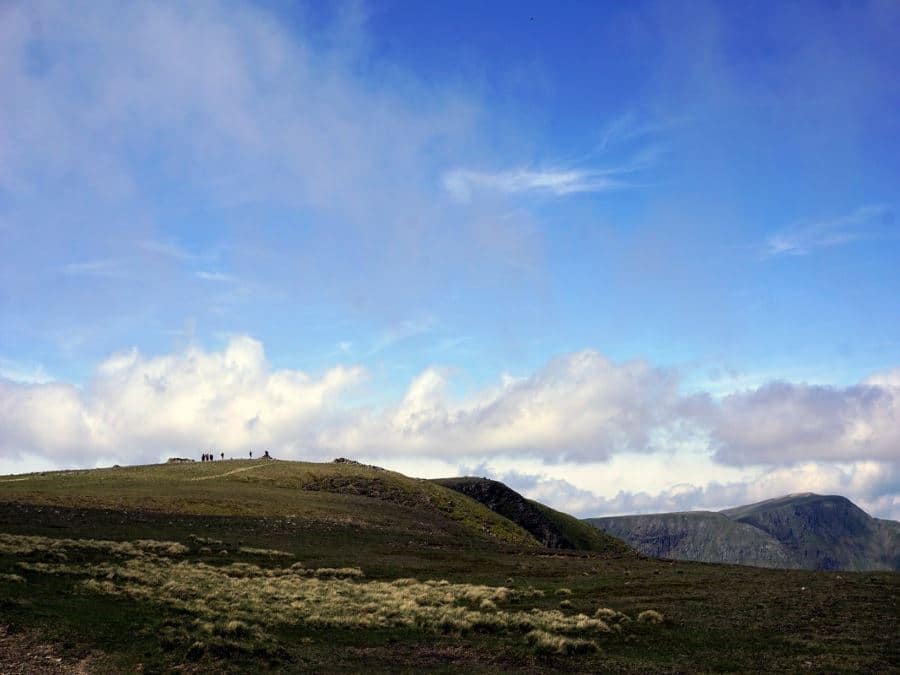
[191,463,269,481]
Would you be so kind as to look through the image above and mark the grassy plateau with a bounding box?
[0,459,897,673]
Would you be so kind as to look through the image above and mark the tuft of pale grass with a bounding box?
[0,573,25,583]
[224,620,249,636]
[0,532,187,558]
[238,546,293,557]
[559,599,573,609]
[637,609,664,624]
[313,567,364,578]
[595,607,631,623]
[526,629,598,655]
[556,587,573,596]
[188,535,224,546]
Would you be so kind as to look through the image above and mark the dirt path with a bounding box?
[0,625,97,674]
[191,462,269,481]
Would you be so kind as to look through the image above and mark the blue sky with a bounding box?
[1,1,898,518]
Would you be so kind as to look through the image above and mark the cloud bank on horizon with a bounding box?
[1,336,897,520]
[1,1,898,519]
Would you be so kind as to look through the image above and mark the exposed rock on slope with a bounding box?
[721,493,900,571]
[589,511,797,568]
[587,493,899,571]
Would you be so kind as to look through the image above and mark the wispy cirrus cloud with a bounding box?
[0,356,53,384]
[364,317,436,357]
[764,204,895,257]
[137,239,200,262]
[442,113,666,202]
[60,259,130,278]
[195,271,237,283]
[442,167,628,202]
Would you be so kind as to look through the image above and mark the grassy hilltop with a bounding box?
[1,459,898,673]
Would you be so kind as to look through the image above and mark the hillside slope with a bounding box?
[588,511,797,568]
[0,460,539,549]
[721,493,900,571]
[588,493,899,571]
[433,476,632,556]
[1,463,898,673]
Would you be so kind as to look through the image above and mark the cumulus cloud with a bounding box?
[326,350,682,460]
[1,337,898,519]
[686,378,900,465]
[0,342,685,467]
[0,337,364,465]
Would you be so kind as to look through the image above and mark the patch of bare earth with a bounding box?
[0,625,97,674]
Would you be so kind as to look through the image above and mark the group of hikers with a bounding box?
[200,450,272,462]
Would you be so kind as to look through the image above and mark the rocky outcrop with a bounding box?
[433,477,632,555]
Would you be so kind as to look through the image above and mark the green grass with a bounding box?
[1,460,898,673]
[0,461,537,547]
[528,500,630,553]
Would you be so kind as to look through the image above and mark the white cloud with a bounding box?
[138,239,199,262]
[364,317,436,357]
[0,1,476,218]
[325,350,682,460]
[61,259,129,278]
[685,378,900,465]
[1,342,683,467]
[442,168,626,201]
[0,357,53,385]
[195,271,237,283]
[1,0,552,336]
[764,204,895,257]
[1,337,897,519]
[0,337,364,465]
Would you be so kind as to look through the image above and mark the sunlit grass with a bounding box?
[5,532,662,657]
[0,532,188,557]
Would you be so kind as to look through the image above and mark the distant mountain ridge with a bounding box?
[587,493,899,571]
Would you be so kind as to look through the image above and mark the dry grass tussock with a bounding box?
[526,629,598,655]
[5,532,664,656]
[637,609,664,624]
[237,547,293,557]
[0,532,188,557]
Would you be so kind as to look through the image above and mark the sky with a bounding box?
[1,0,899,519]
